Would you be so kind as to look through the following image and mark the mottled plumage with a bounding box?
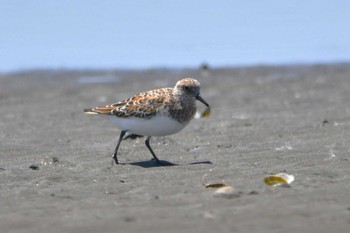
[85,88,173,119]
[84,78,209,165]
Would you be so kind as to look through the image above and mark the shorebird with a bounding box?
[84,78,209,165]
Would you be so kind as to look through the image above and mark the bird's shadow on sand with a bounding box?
[127,160,212,168]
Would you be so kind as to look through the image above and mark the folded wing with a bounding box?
[84,88,173,119]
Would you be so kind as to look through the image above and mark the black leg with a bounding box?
[112,130,127,165]
[145,136,162,165]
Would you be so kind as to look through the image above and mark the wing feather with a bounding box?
[84,88,173,119]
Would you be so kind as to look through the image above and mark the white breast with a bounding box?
[108,115,188,136]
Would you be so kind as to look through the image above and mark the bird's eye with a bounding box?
[184,86,191,92]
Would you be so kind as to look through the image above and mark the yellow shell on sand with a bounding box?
[264,173,295,187]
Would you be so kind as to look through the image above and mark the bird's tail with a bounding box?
[83,106,114,115]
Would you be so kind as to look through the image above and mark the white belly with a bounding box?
[108,115,188,136]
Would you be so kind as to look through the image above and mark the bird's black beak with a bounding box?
[195,94,210,107]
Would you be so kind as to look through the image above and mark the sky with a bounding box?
[1,0,350,72]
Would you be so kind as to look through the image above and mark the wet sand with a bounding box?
[1,64,350,233]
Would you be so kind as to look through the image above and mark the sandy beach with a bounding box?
[1,64,350,233]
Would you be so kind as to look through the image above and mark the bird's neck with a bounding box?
[169,94,197,123]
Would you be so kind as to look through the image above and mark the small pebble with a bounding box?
[52,157,59,163]
[29,164,39,170]
[217,144,232,148]
[249,190,259,195]
[322,119,329,126]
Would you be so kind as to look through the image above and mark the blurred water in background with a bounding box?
[1,0,350,72]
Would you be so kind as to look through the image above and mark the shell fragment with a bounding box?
[195,107,211,119]
[264,172,295,187]
[202,174,229,188]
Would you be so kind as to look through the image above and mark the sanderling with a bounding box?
[84,78,209,165]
